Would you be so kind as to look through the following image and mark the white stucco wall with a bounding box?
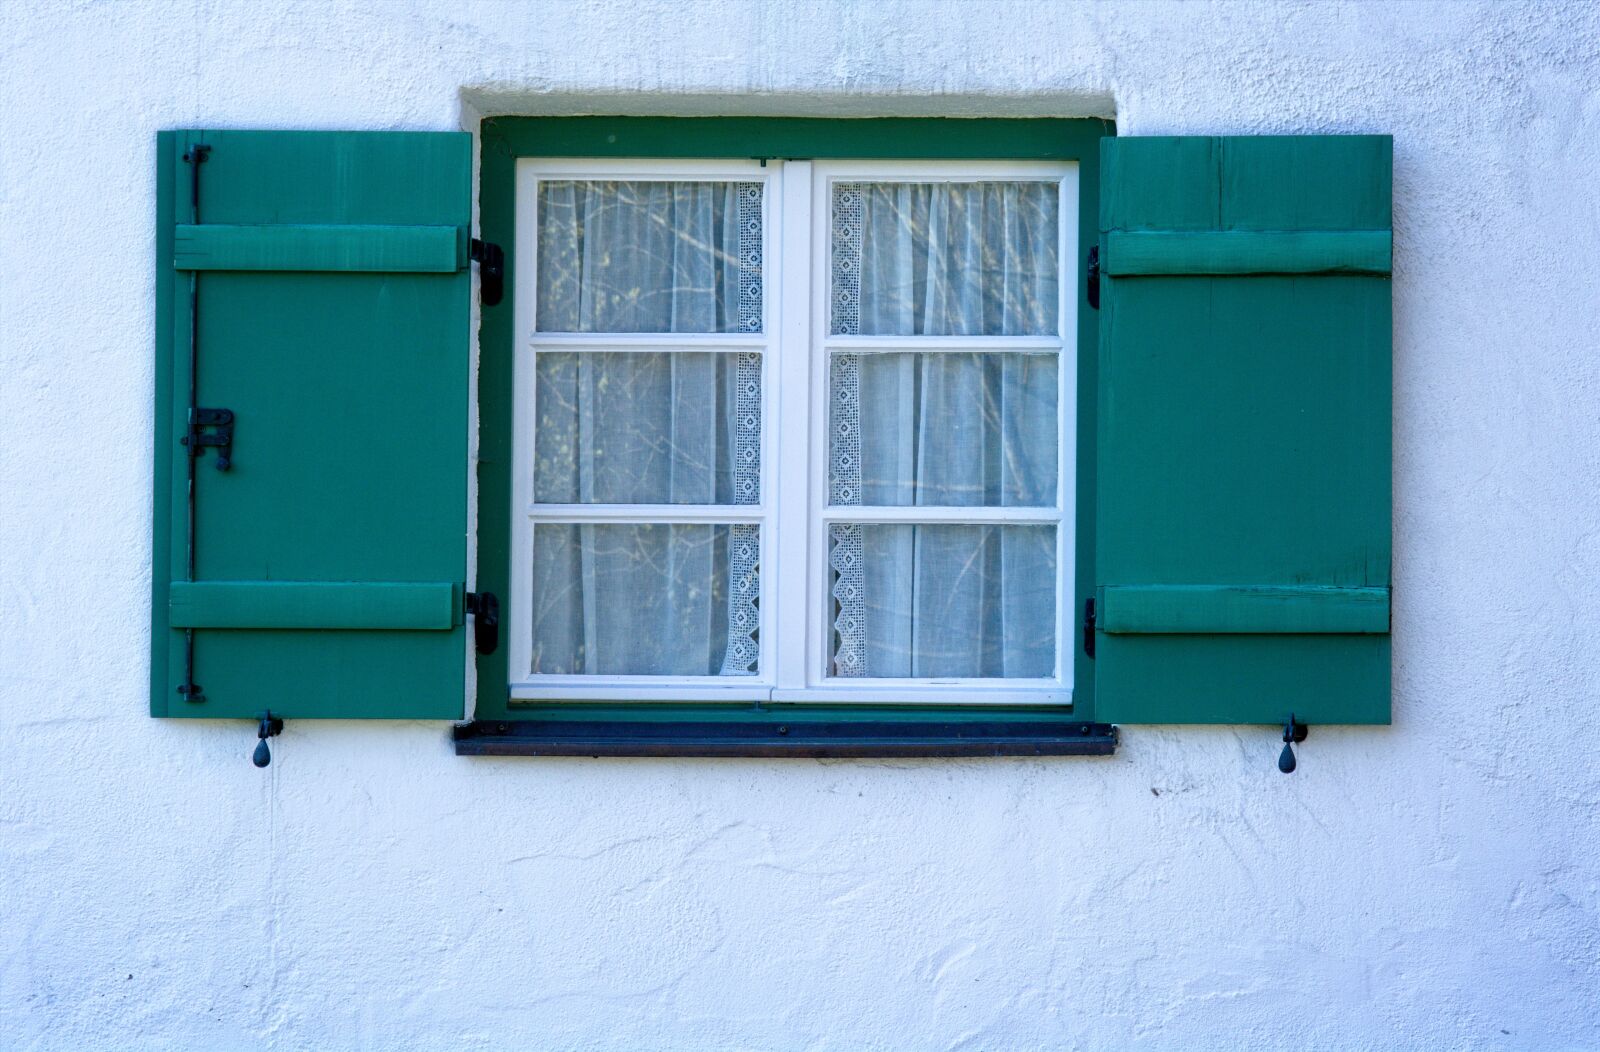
[3,1,1599,1048]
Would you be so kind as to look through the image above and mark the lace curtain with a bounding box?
[830,181,1060,678]
[530,181,761,675]
[527,177,1057,680]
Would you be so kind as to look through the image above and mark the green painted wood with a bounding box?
[1103,230,1391,275]
[169,581,459,630]
[174,224,463,273]
[152,130,472,720]
[472,117,1112,723]
[483,116,1113,161]
[151,133,178,717]
[1097,135,1392,725]
[1098,585,1389,634]
[473,129,516,725]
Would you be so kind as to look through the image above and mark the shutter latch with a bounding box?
[1082,597,1096,659]
[1278,714,1308,774]
[469,238,504,307]
[182,407,235,471]
[465,591,500,655]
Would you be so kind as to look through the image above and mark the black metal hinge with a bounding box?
[182,407,235,470]
[465,591,499,655]
[1083,596,1096,659]
[1087,245,1101,310]
[469,239,504,307]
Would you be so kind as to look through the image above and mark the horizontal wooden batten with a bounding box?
[169,581,460,630]
[173,224,464,273]
[1099,585,1390,634]
[1103,230,1392,276]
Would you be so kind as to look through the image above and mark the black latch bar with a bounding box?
[469,239,504,306]
[182,407,234,470]
[1083,596,1096,658]
[465,591,499,655]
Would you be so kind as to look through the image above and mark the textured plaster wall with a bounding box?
[3,1,1599,1048]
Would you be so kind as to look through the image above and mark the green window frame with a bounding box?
[462,117,1118,756]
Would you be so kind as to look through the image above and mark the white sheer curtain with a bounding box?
[831,182,1059,678]
[530,181,761,676]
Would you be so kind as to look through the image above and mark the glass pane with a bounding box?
[531,524,759,676]
[829,352,1056,507]
[831,181,1058,336]
[535,352,761,505]
[828,524,1055,678]
[537,180,763,333]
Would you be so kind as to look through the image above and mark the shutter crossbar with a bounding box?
[1099,584,1389,634]
[1104,230,1391,276]
[170,581,460,630]
[174,224,464,273]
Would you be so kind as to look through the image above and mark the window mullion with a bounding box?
[773,160,814,693]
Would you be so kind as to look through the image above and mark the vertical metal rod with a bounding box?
[180,142,209,703]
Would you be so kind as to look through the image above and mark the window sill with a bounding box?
[453,710,1116,758]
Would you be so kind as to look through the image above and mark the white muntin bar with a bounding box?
[510,682,774,702]
[529,333,767,352]
[821,335,1063,353]
[527,503,765,524]
[820,505,1060,524]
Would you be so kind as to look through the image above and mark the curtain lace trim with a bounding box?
[719,182,763,675]
[828,184,867,675]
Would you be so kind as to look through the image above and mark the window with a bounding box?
[152,121,1391,758]
[509,158,1076,704]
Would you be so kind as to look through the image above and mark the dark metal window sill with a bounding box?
[454,715,1117,758]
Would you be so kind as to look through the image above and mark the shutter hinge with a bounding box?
[469,238,504,307]
[181,407,235,471]
[1086,245,1101,310]
[465,591,500,655]
[1082,596,1096,659]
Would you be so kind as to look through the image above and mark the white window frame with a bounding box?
[509,157,1077,705]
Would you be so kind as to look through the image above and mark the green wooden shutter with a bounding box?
[1095,136,1392,725]
[152,130,471,719]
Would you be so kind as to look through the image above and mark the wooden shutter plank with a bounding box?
[174,224,464,272]
[1103,230,1391,275]
[169,581,459,630]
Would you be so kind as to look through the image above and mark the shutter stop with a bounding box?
[1278,715,1308,773]
[252,712,283,768]
[469,239,504,306]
